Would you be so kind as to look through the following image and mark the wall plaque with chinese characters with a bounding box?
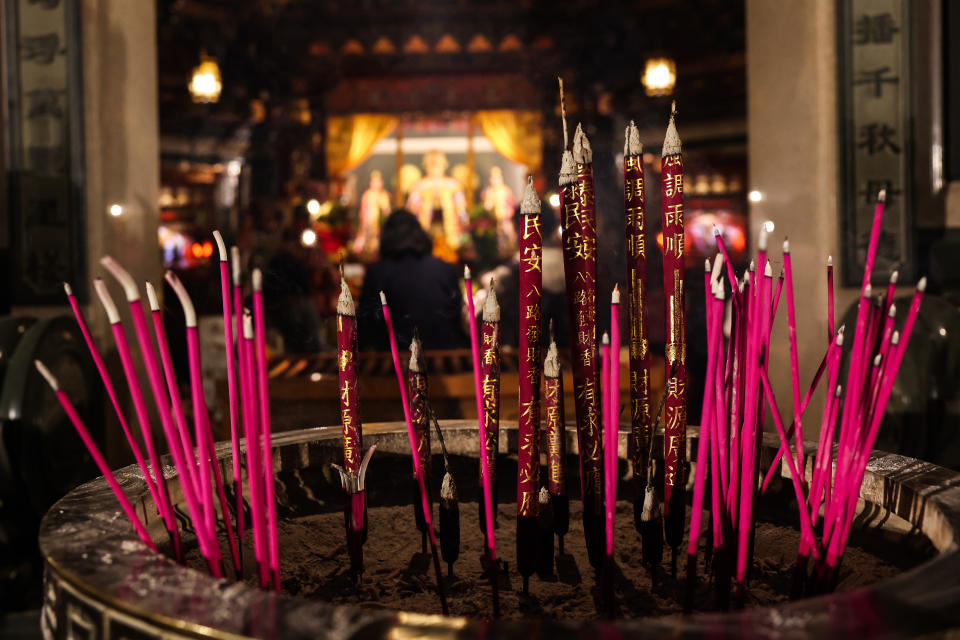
[837,0,914,285]
[4,0,86,303]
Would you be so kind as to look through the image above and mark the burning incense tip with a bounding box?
[544,340,560,378]
[827,255,833,267]
[764,261,773,278]
[409,333,423,373]
[63,282,73,297]
[165,271,197,327]
[573,123,592,164]
[252,268,263,292]
[242,311,254,339]
[878,187,887,202]
[891,330,901,345]
[602,332,610,345]
[782,239,790,253]
[230,246,241,285]
[890,270,899,284]
[864,284,873,298]
[758,226,769,251]
[918,276,928,292]
[888,304,897,318]
[93,278,121,325]
[611,284,620,304]
[379,290,387,306]
[34,360,58,391]
[145,282,160,311]
[873,353,883,367]
[520,176,540,215]
[100,256,140,302]
[711,253,724,281]
[559,150,577,186]
[337,276,355,316]
[482,281,500,322]
[662,111,682,157]
[624,120,642,157]
[212,230,228,262]
[463,265,471,280]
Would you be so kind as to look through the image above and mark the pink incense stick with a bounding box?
[380,291,451,616]
[144,282,222,573]
[827,256,835,341]
[252,269,281,591]
[712,226,740,301]
[883,270,898,314]
[165,272,238,571]
[601,332,612,556]
[100,257,185,561]
[36,361,158,551]
[770,268,784,323]
[758,366,820,559]
[93,279,179,545]
[782,240,805,474]
[231,246,246,540]
[689,278,722,559]
[145,283,200,499]
[806,335,844,521]
[214,232,243,542]
[241,312,269,588]
[63,283,162,514]
[463,268,497,561]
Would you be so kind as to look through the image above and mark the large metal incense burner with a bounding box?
[39,421,960,638]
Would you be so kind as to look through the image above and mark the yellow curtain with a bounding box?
[326,114,399,177]
[474,110,543,171]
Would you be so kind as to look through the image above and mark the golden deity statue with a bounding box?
[481,166,517,253]
[353,170,391,256]
[406,149,468,253]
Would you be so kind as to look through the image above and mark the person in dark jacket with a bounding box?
[357,209,468,350]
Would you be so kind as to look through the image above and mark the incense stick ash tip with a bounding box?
[704,258,712,273]
[624,120,642,157]
[379,290,387,306]
[230,246,241,285]
[63,282,73,297]
[782,238,790,253]
[661,112,682,157]
[544,340,560,377]
[827,255,833,267]
[864,284,873,297]
[463,265,471,280]
[757,226,769,251]
[145,282,160,311]
[891,331,900,345]
[482,282,500,322]
[602,332,610,345]
[711,253,724,282]
[212,230,228,262]
[559,150,576,186]
[93,278,121,325]
[835,384,844,397]
[242,311,254,339]
[573,122,592,164]
[874,353,883,366]
[918,276,927,292]
[836,332,845,347]
[252,268,262,291]
[611,284,620,304]
[100,256,141,302]
[165,270,197,327]
[764,261,772,278]
[890,269,899,284]
[878,187,887,202]
[520,176,541,215]
[409,334,423,373]
[337,279,355,316]
[888,304,897,317]
[712,225,721,237]
[35,360,58,391]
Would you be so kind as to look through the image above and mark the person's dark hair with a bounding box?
[380,208,433,259]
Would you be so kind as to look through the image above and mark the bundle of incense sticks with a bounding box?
[623,121,653,536]
[516,175,543,595]
[557,81,604,568]
[408,331,432,554]
[48,244,284,588]
[332,270,375,580]
[660,104,688,570]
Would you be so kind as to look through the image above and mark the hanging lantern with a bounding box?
[189,54,222,104]
[641,57,676,97]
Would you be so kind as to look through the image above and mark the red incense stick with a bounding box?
[213,232,243,545]
[782,240,805,474]
[36,361,157,551]
[380,291,450,616]
[251,269,281,591]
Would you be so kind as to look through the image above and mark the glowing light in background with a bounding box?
[764,220,775,233]
[642,57,677,97]
[547,192,561,208]
[748,190,763,203]
[306,199,321,216]
[301,228,318,247]
[189,54,222,103]
[108,204,123,217]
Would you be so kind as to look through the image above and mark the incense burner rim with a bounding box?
[39,421,960,638]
